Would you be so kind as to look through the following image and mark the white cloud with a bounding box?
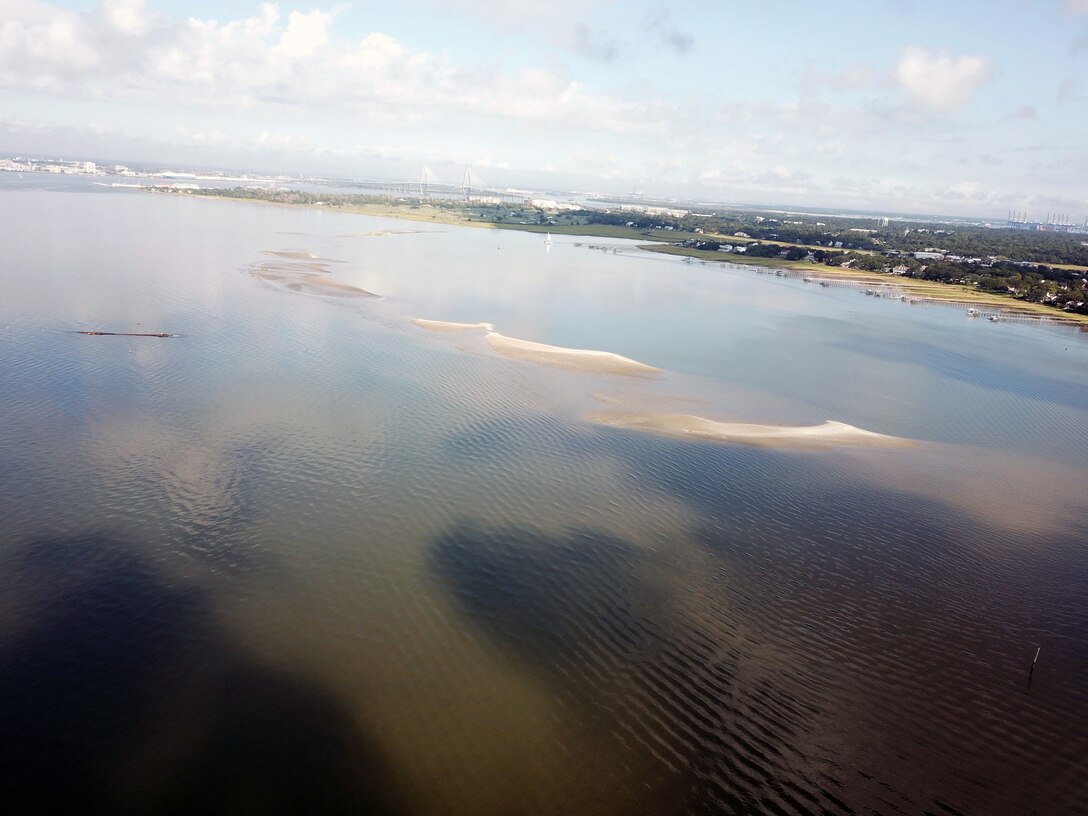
[0,3,101,85]
[429,0,634,62]
[947,180,982,198]
[0,3,656,139]
[895,47,993,111]
[430,0,614,29]
[0,2,1078,217]
[151,5,283,88]
[101,0,151,36]
[275,9,333,60]
[174,127,233,148]
[255,130,312,151]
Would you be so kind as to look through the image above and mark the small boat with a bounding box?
[988,315,998,322]
[544,233,553,245]
[967,308,978,318]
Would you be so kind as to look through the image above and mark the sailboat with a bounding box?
[544,232,553,245]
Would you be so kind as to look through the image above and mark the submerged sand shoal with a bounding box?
[485,333,661,377]
[411,318,495,332]
[258,261,334,274]
[346,229,437,237]
[589,412,913,449]
[250,268,376,298]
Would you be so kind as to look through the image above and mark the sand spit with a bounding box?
[411,318,495,332]
[413,316,660,376]
[588,412,913,449]
[485,333,661,377]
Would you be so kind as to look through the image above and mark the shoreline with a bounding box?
[639,244,1088,325]
[165,189,1088,326]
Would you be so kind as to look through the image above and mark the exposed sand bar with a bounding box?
[411,318,495,332]
[485,333,661,377]
[589,412,913,449]
[262,250,319,259]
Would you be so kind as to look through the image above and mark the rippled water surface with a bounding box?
[1,176,1086,815]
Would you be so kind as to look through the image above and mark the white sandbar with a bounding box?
[485,333,661,376]
[411,318,495,332]
[588,412,912,449]
[262,250,318,259]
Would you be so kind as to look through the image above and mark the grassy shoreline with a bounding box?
[174,189,1088,326]
[176,190,706,241]
[639,245,1088,324]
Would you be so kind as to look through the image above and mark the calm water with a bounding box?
[1,176,1086,814]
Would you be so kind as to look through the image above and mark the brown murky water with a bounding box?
[1,177,1086,814]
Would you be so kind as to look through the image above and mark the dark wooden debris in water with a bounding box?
[75,331,175,338]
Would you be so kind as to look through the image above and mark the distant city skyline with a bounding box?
[2,0,1087,218]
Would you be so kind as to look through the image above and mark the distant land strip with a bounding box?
[160,187,1088,326]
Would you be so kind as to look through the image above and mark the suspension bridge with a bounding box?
[337,164,524,202]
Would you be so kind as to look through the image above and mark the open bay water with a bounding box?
[1,176,1086,814]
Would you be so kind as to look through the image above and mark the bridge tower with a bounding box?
[419,164,436,196]
[461,165,487,201]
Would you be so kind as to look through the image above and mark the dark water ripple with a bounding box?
[428,416,1088,815]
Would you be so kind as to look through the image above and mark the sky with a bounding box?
[2,0,1087,217]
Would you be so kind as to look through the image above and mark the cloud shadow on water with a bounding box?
[428,519,767,814]
[0,532,404,815]
[429,520,661,671]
